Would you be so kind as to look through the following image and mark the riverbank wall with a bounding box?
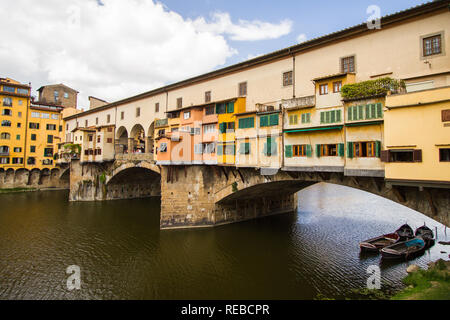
[0,166,69,190]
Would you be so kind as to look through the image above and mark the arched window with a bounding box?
[0,133,11,140]
[1,120,11,127]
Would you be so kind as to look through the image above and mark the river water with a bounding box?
[0,183,448,300]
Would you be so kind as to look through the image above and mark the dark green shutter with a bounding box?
[371,104,376,119]
[266,137,272,156]
[316,144,321,158]
[320,112,325,124]
[353,107,358,120]
[336,110,341,122]
[347,142,353,158]
[375,141,381,157]
[285,145,292,158]
[226,102,234,113]
[365,104,370,119]
[306,113,310,123]
[306,144,312,157]
[325,111,330,123]
[358,105,364,120]
[338,143,345,157]
[348,107,353,121]
[376,103,383,118]
[249,117,254,128]
[260,115,269,127]
[330,110,336,123]
[301,114,305,123]
[270,114,278,126]
[238,118,244,129]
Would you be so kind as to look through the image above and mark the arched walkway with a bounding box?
[116,126,128,154]
[130,124,146,154]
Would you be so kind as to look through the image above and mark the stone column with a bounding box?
[128,138,134,153]
[145,136,153,154]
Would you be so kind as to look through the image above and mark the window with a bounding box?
[319,84,328,95]
[107,138,113,143]
[88,135,93,142]
[316,144,344,157]
[97,136,101,143]
[381,149,422,163]
[320,110,341,124]
[17,123,21,128]
[341,56,355,73]
[136,107,140,117]
[42,159,53,165]
[66,124,69,130]
[347,141,380,158]
[239,142,250,155]
[333,81,342,93]
[47,135,53,143]
[54,91,59,102]
[205,105,215,115]
[51,114,59,120]
[18,100,23,106]
[41,113,49,119]
[18,88,28,95]
[204,143,216,154]
[0,146,9,154]
[238,82,247,96]
[205,91,211,103]
[46,124,56,130]
[226,101,234,113]
[2,109,12,116]
[14,147,22,153]
[238,117,254,129]
[2,97,12,107]
[107,127,113,132]
[31,112,40,118]
[44,148,53,157]
[12,158,23,164]
[183,111,190,120]
[227,122,235,131]
[31,134,36,141]
[194,144,203,154]
[155,103,159,113]
[0,157,10,164]
[283,71,293,86]
[203,124,216,134]
[27,157,35,165]
[18,112,22,118]
[107,114,111,123]
[423,34,442,57]
[1,133,11,140]
[289,114,298,125]
[64,92,69,99]
[3,86,15,93]
[216,103,226,114]
[218,122,234,133]
[30,146,36,153]
[159,143,168,152]
[16,134,20,140]
[59,125,62,132]
[1,120,11,127]
[96,117,99,125]
[263,137,277,156]
[288,145,312,157]
[224,144,236,155]
[439,148,450,162]
[121,111,124,120]
[348,103,383,121]
[177,98,182,109]
[260,114,279,127]
[85,120,88,127]
[301,113,311,123]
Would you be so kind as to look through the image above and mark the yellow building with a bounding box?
[0,78,30,169]
[25,102,64,169]
[217,97,246,165]
[383,86,450,186]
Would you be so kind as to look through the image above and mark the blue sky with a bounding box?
[161,0,426,66]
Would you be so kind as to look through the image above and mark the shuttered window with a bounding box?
[347,141,381,158]
[289,114,298,125]
[238,117,254,129]
[285,145,293,158]
[320,110,341,124]
[301,113,311,123]
[216,103,226,114]
[348,103,383,121]
[239,142,250,155]
[263,137,277,156]
[269,114,278,126]
[226,102,234,113]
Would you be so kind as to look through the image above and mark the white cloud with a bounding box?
[297,33,307,43]
[193,12,292,41]
[0,0,292,109]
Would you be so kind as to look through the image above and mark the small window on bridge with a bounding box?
[381,149,422,163]
[439,148,450,162]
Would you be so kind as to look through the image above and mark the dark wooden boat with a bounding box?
[380,237,426,260]
[415,225,435,248]
[359,224,414,252]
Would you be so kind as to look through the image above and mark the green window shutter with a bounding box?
[325,111,330,123]
[330,110,336,123]
[358,105,364,120]
[260,115,268,127]
[375,141,381,157]
[306,113,310,123]
[376,103,383,118]
[347,142,353,158]
[285,145,292,158]
[301,114,305,123]
[371,104,376,119]
[352,107,358,120]
[338,143,345,157]
[364,104,369,119]
[348,107,353,121]
[238,118,244,129]
[215,104,220,114]
[270,114,278,126]
[320,112,325,124]
[232,144,236,155]
[226,102,234,113]
[217,145,223,156]
[316,144,321,158]
[336,110,341,122]
[249,117,254,128]
[306,144,312,157]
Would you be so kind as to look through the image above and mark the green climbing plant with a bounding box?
[341,77,405,100]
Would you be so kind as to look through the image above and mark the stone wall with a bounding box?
[0,167,69,190]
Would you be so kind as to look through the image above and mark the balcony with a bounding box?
[256,103,280,113]
[282,95,315,110]
[155,118,168,128]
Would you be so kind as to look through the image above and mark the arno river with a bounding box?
[0,183,448,300]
